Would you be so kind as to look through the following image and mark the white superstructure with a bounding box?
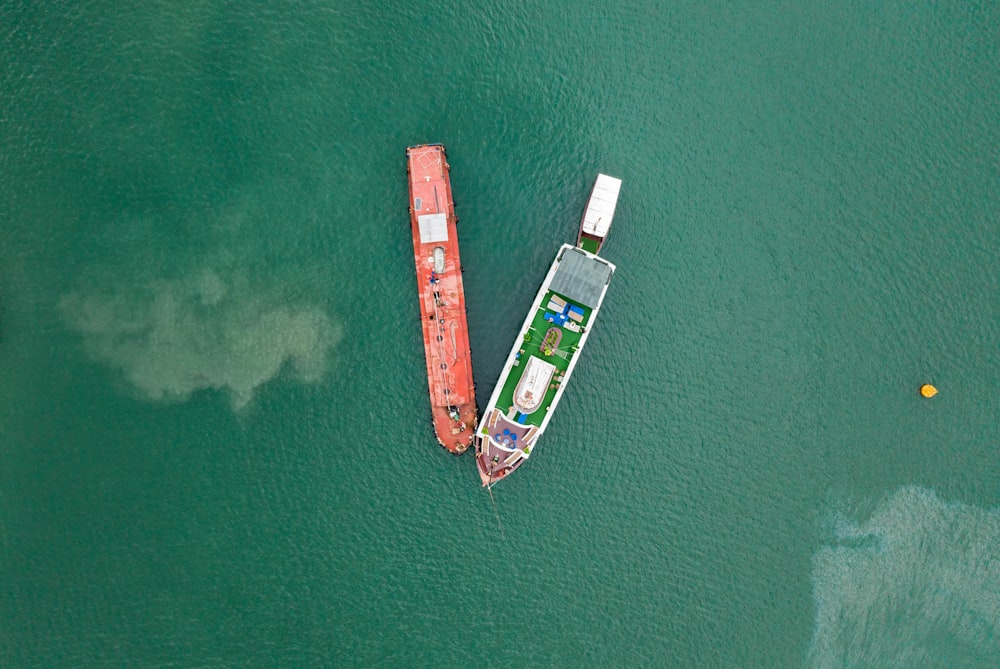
[580,174,622,240]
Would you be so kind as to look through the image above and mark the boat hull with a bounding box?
[475,244,615,483]
[407,144,477,454]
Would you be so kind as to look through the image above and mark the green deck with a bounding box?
[482,289,591,430]
[579,237,601,254]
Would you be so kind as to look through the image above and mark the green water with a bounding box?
[2,2,998,666]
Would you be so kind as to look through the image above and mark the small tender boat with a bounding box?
[577,173,622,254]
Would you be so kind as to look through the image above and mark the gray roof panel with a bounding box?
[549,248,613,308]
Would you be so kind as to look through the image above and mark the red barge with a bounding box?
[406,144,477,454]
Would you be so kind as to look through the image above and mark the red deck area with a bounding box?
[406,144,477,454]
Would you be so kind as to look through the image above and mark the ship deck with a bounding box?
[406,144,477,454]
[488,289,590,427]
[474,286,591,484]
[476,246,614,484]
[578,236,601,254]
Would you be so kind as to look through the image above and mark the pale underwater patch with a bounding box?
[807,487,1000,668]
[61,267,341,410]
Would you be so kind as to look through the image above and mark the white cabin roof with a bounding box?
[581,174,622,239]
[513,355,557,415]
[417,213,448,243]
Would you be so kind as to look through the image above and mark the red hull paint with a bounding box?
[406,144,477,454]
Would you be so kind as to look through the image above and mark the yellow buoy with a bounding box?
[920,384,938,398]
